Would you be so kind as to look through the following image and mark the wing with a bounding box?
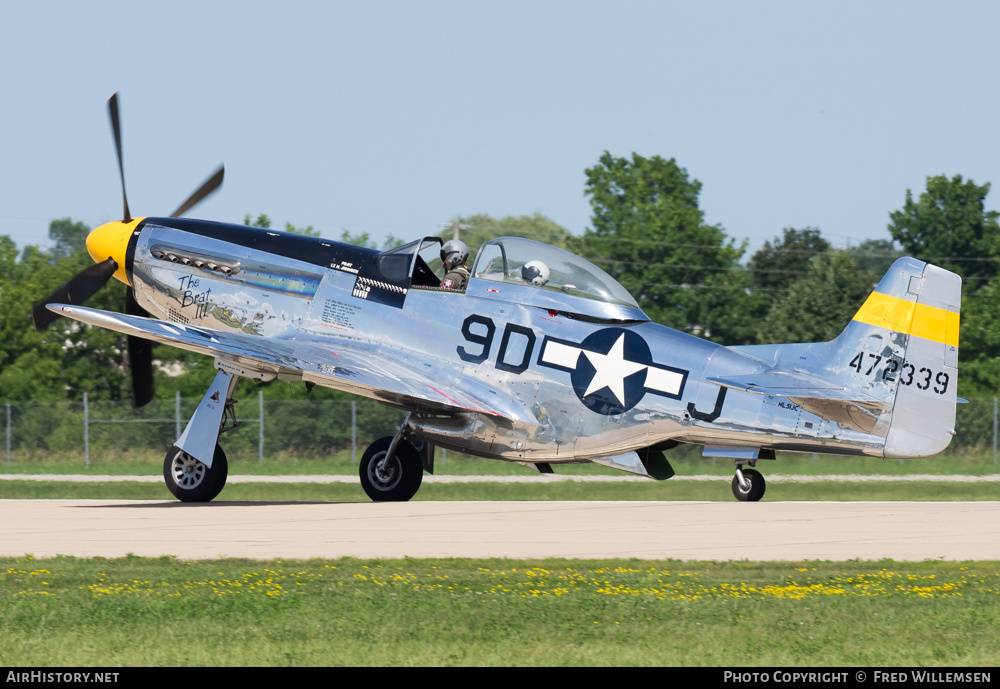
[49,304,530,422]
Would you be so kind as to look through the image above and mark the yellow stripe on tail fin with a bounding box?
[852,291,960,347]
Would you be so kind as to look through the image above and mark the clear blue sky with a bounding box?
[2,0,998,256]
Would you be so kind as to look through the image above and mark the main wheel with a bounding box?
[163,445,228,503]
[359,436,423,502]
[731,468,766,502]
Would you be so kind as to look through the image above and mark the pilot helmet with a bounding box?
[441,239,469,268]
[521,260,550,286]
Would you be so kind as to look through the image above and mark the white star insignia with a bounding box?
[582,334,646,404]
[538,332,687,408]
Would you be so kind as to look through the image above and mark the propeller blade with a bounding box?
[108,93,132,223]
[171,164,224,218]
[32,258,118,330]
[125,288,154,407]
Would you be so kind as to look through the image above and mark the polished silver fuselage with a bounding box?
[125,219,896,465]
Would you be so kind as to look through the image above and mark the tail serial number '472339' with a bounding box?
[34,94,962,503]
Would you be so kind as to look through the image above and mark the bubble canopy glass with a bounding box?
[471,237,639,309]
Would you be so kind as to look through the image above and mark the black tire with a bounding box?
[359,436,423,502]
[731,468,766,502]
[163,445,228,502]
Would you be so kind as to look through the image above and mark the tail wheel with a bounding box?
[360,436,423,502]
[732,468,766,502]
[163,445,228,502]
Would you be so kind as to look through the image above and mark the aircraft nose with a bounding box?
[86,218,142,284]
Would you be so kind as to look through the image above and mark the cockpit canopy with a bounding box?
[372,235,648,322]
[473,237,639,307]
[470,237,647,321]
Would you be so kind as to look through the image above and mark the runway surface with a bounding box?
[2,500,998,561]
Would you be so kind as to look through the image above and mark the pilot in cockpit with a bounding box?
[521,260,550,287]
[440,239,471,291]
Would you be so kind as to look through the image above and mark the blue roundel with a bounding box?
[570,328,653,415]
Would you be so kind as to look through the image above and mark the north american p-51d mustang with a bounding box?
[35,95,962,502]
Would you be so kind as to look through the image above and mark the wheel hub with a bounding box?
[368,452,401,490]
[169,451,207,489]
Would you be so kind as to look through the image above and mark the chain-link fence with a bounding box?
[1,393,401,467]
[2,394,999,467]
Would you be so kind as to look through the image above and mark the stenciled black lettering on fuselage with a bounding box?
[457,315,691,417]
[495,324,536,374]
[457,315,496,364]
[457,315,536,374]
[687,387,727,422]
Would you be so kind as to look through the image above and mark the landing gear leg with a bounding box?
[360,413,423,502]
[165,369,240,503]
[731,462,766,502]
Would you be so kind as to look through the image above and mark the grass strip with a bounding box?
[1,555,997,666]
[3,448,999,476]
[0,479,998,501]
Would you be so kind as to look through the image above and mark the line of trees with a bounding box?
[2,152,999,405]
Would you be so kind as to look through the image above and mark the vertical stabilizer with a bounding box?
[846,258,961,457]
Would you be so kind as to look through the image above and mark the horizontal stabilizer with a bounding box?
[708,371,888,434]
[707,372,887,410]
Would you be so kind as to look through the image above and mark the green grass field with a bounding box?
[2,556,997,666]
